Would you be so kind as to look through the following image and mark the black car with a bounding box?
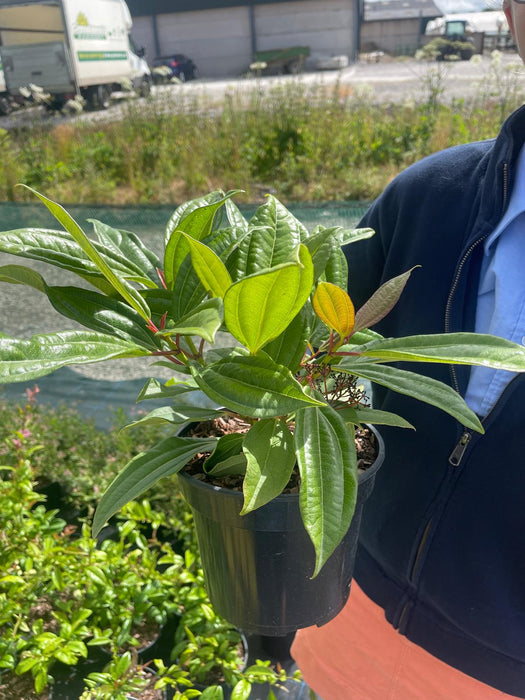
[152,54,198,82]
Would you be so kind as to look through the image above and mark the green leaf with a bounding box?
[204,433,247,476]
[241,419,295,514]
[224,245,314,354]
[338,226,375,246]
[191,354,325,418]
[89,219,160,286]
[200,686,224,700]
[164,191,241,287]
[322,244,348,288]
[92,436,217,535]
[160,298,224,344]
[122,405,222,431]
[231,679,252,700]
[354,268,417,332]
[46,286,161,350]
[22,187,151,320]
[303,227,338,280]
[295,402,358,577]
[0,331,148,383]
[263,306,310,373]
[230,195,307,278]
[136,377,198,402]
[342,363,483,432]
[337,405,415,429]
[0,264,47,292]
[358,332,525,371]
[182,234,232,298]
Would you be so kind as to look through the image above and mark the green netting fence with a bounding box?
[0,200,371,234]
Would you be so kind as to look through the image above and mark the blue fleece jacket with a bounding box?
[345,104,525,696]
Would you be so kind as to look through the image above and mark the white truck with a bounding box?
[0,0,151,110]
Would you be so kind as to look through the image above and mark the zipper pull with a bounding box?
[448,430,472,467]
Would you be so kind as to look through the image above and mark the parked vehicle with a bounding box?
[0,0,151,110]
[152,54,197,82]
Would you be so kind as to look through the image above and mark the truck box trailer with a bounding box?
[0,0,151,108]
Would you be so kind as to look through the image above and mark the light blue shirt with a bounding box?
[465,144,525,418]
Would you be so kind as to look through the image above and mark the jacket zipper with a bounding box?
[396,162,510,630]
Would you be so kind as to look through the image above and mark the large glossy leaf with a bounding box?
[339,227,375,246]
[295,402,358,576]
[190,354,325,418]
[241,419,295,514]
[92,436,217,535]
[354,268,416,332]
[182,234,232,298]
[341,363,483,432]
[46,286,161,350]
[224,245,314,354]
[89,219,160,286]
[24,187,151,320]
[160,298,224,344]
[229,195,307,278]
[357,332,525,371]
[164,191,240,287]
[0,331,148,383]
[263,306,310,373]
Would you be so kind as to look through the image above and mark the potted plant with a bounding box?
[1,187,524,635]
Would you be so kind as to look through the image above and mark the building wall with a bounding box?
[132,0,356,78]
[360,19,423,55]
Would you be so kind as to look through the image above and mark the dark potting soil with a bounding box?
[185,415,378,492]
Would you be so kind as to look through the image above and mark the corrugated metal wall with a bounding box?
[132,0,356,78]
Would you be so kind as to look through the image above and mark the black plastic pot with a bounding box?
[177,426,384,635]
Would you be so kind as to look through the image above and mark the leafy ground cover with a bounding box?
[1,55,523,206]
[0,392,299,698]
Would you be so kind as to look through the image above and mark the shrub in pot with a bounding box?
[0,188,524,634]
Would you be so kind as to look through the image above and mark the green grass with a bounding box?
[1,60,524,206]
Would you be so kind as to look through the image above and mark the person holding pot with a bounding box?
[291,1,525,698]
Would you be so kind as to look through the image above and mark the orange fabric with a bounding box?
[291,583,520,700]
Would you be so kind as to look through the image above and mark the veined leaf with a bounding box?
[229,195,307,278]
[241,419,295,514]
[164,191,241,287]
[354,268,417,332]
[182,234,232,298]
[358,332,525,371]
[122,405,222,431]
[22,187,151,320]
[339,227,375,246]
[190,354,325,418]
[322,244,348,288]
[263,306,310,373]
[92,436,217,536]
[303,227,339,280]
[47,286,161,350]
[341,363,483,432]
[224,245,314,354]
[0,331,148,383]
[160,298,223,344]
[313,282,355,339]
[89,219,160,286]
[295,402,358,577]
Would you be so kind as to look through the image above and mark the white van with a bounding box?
[0,0,151,109]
